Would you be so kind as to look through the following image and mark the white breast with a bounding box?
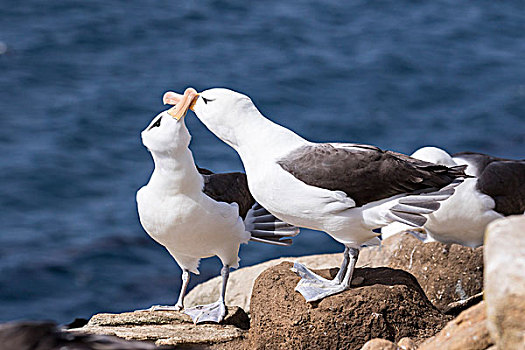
[424,178,503,247]
[136,186,249,264]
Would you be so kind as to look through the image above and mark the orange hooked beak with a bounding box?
[163,87,199,120]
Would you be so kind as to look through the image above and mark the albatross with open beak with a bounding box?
[163,87,467,302]
[136,101,298,323]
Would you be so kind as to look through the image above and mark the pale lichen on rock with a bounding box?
[69,307,249,347]
[485,215,525,350]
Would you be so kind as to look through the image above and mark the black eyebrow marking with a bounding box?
[148,115,162,130]
[202,97,215,104]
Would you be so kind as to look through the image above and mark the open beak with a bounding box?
[164,88,199,120]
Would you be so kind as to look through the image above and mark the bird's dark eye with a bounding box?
[202,96,215,104]
[148,116,162,130]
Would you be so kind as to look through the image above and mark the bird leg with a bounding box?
[148,269,190,311]
[292,246,350,286]
[340,247,359,287]
[184,265,229,324]
[294,247,359,302]
[333,246,350,284]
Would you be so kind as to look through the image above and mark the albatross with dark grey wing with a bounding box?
[382,147,525,247]
[163,87,468,302]
[278,143,465,227]
[136,108,298,324]
[453,151,525,217]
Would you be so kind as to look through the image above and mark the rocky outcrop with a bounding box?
[363,233,484,312]
[361,301,494,350]
[248,262,450,350]
[11,213,525,350]
[187,233,484,315]
[357,215,525,350]
[69,307,249,348]
[185,253,342,313]
[418,301,493,350]
[56,216,525,350]
[61,231,487,349]
[485,215,525,350]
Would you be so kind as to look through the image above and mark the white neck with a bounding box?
[205,107,307,164]
[147,147,203,194]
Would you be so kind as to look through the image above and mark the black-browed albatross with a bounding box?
[382,146,525,247]
[136,106,298,323]
[163,87,467,302]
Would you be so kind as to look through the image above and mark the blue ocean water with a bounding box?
[0,0,523,323]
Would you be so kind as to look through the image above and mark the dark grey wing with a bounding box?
[278,143,467,207]
[197,167,298,243]
[477,160,525,216]
[196,166,214,175]
[452,151,511,176]
[198,168,255,219]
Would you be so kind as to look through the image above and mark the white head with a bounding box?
[163,88,261,148]
[410,146,457,166]
[141,109,191,155]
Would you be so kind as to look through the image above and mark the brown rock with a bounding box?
[248,262,450,350]
[70,307,248,347]
[419,301,494,350]
[187,231,483,316]
[364,232,484,312]
[485,216,525,350]
[360,338,398,350]
[397,337,416,350]
[185,253,343,313]
[0,321,167,350]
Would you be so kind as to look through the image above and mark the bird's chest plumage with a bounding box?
[137,186,201,243]
[136,185,246,258]
[424,179,502,246]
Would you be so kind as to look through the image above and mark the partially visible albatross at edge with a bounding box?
[163,87,468,302]
[136,103,298,323]
[381,146,525,247]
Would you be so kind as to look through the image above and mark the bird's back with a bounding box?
[199,169,255,219]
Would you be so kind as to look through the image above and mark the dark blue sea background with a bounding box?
[1,0,523,323]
